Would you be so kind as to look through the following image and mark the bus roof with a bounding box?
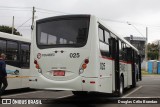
[35,14,139,54]
[0,32,30,43]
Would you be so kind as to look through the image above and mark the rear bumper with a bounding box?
[29,75,83,91]
[29,75,98,91]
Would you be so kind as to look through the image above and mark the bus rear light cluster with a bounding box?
[34,60,40,69]
[82,64,87,69]
[82,58,89,69]
[79,58,89,74]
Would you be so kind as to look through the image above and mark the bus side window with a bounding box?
[126,47,132,62]
[119,40,122,60]
[0,39,6,54]
[121,42,127,61]
[20,43,30,68]
[104,31,110,44]
[6,41,19,67]
[98,27,104,41]
[99,27,110,57]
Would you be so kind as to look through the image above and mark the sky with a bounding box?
[0,0,160,43]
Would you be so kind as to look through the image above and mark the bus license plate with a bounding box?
[53,70,65,76]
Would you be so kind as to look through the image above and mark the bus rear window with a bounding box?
[36,16,90,48]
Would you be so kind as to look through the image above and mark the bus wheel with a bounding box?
[72,91,88,96]
[118,76,124,97]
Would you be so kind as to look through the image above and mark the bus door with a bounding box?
[110,38,120,93]
[127,48,136,87]
[134,52,142,82]
[138,55,142,81]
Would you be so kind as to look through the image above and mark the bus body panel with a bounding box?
[119,62,128,88]
[6,65,22,89]
[127,64,132,86]
[35,48,90,81]
[29,15,141,94]
[112,60,115,91]
[98,57,113,93]
[0,32,31,90]
[30,75,83,91]
[30,15,100,91]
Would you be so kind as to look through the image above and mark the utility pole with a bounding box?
[145,27,148,71]
[144,27,148,61]
[12,16,14,34]
[31,6,36,30]
[158,40,160,60]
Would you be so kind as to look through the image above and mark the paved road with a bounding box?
[126,75,160,97]
[1,75,160,107]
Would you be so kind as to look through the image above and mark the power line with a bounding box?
[131,24,146,38]
[36,10,62,15]
[16,17,32,30]
[0,6,32,12]
[1,5,160,27]
[0,5,160,31]
[36,7,159,28]
[102,18,160,28]
[0,9,32,12]
[147,25,160,28]
[0,6,32,9]
[36,7,71,15]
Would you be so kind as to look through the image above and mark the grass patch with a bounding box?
[142,70,160,76]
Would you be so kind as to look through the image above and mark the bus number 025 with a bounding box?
[70,53,80,58]
[100,63,105,70]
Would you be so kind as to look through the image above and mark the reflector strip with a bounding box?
[90,81,95,84]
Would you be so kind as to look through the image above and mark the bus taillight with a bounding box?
[79,58,89,74]
[34,60,40,69]
[34,60,37,64]
[36,64,40,69]
[82,58,89,69]
[84,59,89,64]
[82,64,87,69]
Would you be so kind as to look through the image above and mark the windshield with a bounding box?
[36,15,90,48]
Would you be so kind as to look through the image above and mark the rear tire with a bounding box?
[72,91,88,96]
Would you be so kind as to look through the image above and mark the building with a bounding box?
[152,40,160,45]
[124,35,146,59]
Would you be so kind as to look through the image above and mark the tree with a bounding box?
[0,25,22,36]
[147,43,159,60]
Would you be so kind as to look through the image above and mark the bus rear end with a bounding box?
[30,15,99,93]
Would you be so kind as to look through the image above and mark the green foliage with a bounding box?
[147,43,159,60]
[0,25,22,36]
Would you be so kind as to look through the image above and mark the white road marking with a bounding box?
[2,91,43,98]
[57,94,74,99]
[123,96,160,98]
[122,86,143,98]
[2,90,73,99]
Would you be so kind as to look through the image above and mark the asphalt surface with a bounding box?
[127,75,160,97]
[1,75,160,107]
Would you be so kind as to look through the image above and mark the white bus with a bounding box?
[30,15,141,96]
[0,32,31,90]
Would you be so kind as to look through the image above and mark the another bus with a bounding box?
[29,15,141,96]
[0,32,31,90]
